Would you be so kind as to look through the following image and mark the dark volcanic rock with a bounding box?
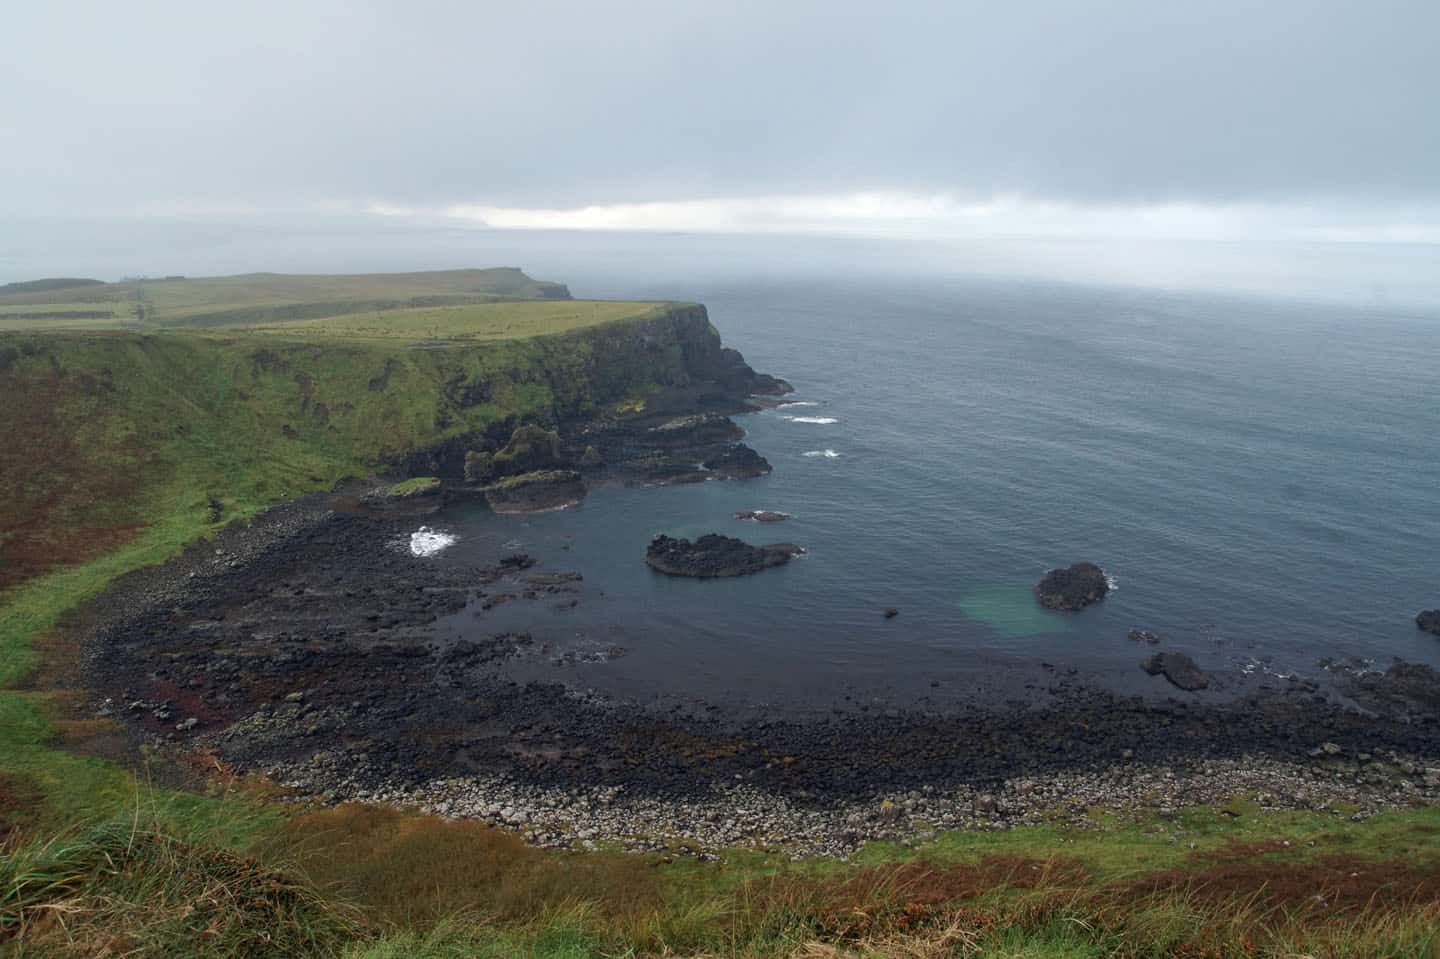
[1142,652,1210,691]
[1128,629,1162,645]
[645,533,803,578]
[1035,562,1109,611]
[1417,610,1440,635]
[483,470,585,514]
[702,444,771,479]
[1348,662,1440,716]
[734,510,790,522]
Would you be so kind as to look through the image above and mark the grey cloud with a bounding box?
[3,0,1437,214]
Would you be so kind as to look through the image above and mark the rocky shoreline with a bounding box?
[76,493,1440,856]
[66,341,1440,856]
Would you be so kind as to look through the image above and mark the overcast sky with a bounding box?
[4,0,1438,240]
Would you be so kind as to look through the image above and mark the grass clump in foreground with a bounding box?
[4,801,1440,957]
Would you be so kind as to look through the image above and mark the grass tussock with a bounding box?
[1,816,358,958]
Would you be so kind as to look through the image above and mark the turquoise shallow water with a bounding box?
[422,274,1440,709]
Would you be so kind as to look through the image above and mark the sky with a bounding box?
[4,0,1439,242]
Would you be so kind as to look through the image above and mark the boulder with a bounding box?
[1142,652,1210,691]
[1035,562,1109,611]
[1127,629,1162,645]
[1416,610,1440,635]
[645,533,803,578]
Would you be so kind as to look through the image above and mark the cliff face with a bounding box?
[0,304,781,590]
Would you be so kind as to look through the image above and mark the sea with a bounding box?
[6,220,1439,711]
[427,270,1440,712]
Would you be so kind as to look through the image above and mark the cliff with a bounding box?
[0,302,779,591]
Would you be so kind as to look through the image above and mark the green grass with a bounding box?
[227,299,660,342]
[0,267,575,332]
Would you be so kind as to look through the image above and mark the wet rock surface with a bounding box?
[77,499,1440,855]
[1418,610,1440,636]
[1142,652,1211,691]
[645,533,804,578]
[735,510,790,522]
[1035,562,1110,610]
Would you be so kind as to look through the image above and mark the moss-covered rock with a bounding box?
[482,469,585,513]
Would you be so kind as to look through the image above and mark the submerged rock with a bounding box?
[1416,610,1440,635]
[1128,629,1163,645]
[645,533,803,578]
[1142,652,1210,691]
[483,470,585,514]
[734,509,790,522]
[1035,562,1109,611]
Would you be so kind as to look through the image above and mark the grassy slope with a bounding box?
[0,267,572,331]
[2,273,1437,957]
[0,280,676,849]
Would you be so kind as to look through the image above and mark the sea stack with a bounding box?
[1035,562,1110,611]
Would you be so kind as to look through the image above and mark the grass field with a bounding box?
[228,299,661,342]
[0,267,574,332]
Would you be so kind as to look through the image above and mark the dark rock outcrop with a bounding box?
[735,510,790,522]
[1417,610,1440,635]
[1142,652,1210,691]
[1128,629,1162,645]
[1035,562,1109,611]
[645,533,803,578]
[702,444,771,479]
[466,424,563,484]
[483,470,586,514]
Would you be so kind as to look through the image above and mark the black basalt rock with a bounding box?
[645,533,803,578]
[1035,562,1109,611]
[1142,652,1210,691]
[1417,610,1440,636]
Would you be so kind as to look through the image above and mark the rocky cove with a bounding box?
[68,316,1440,857]
[79,489,1440,856]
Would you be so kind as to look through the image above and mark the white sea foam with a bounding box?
[785,416,839,424]
[777,400,819,407]
[409,526,457,557]
[803,449,841,458]
[1105,572,1119,591]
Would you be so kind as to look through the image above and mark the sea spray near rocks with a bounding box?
[408,526,457,557]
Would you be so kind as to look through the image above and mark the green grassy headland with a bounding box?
[1,270,1437,957]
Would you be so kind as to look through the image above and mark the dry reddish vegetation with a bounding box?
[265,803,671,930]
[0,772,42,843]
[751,857,1088,940]
[0,371,150,591]
[1128,852,1440,917]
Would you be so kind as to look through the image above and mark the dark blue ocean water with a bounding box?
[428,275,1440,710]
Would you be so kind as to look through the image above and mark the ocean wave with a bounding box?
[1105,572,1119,591]
[409,526,457,557]
[803,449,841,458]
[785,416,839,424]
[777,400,819,407]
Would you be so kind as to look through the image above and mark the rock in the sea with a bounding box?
[703,444,772,479]
[483,470,586,514]
[734,510,790,522]
[645,533,803,578]
[883,607,899,619]
[1417,610,1440,635]
[1035,562,1109,611]
[1127,629,1162,645]
[1142,652,1210,691]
